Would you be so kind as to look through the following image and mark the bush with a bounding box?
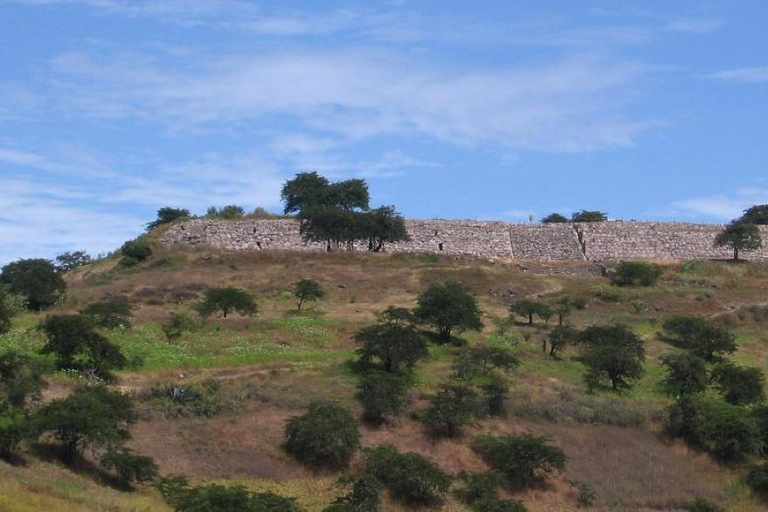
[455,470,505,505]
[100,446,158,485]
[356,371,409,424]
[284,401,360,469]
[421,383,482,437]
[665,396,762,460]
[0,408,32,458]
[162,312,199,342]
[162,481,303,512]
[685,498,725,512]
[197,287,257,319]
[80,296,133,329]
[364,445,451,507]
[0,258,66,310]
[481,376,509,417]
[471,496,527,511]
[746,461,768,501]
[660,352,709,397]
[711,362,765,405]
[143,379,223,418]
[471,434,566,489]
[569,480,597,507]
[611,261,663,287]
[324,475,381,512]
[120,238,153,266]
[355,323,428,373]
[414,281,483,342]
[0,352,45,409]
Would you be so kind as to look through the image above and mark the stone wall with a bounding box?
[161,218,768,262]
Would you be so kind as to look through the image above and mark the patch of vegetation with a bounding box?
[611,261,664,287]
[284,401,360,469]
[471,434,566,489]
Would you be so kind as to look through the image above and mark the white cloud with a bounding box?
[671,188,768,220]
[665,18,724,34]
[708,67,768,84]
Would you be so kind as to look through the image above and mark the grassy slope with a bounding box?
[3,250,768,510]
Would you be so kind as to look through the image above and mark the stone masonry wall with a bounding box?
[161,219,768,262]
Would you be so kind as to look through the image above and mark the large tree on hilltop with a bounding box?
[715,221,762,260]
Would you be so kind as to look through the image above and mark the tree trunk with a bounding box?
[542,338,547,353]
[734,246,739,260]
[297,296,304,310]
[528,313,533,325]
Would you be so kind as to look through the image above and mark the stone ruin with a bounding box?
[161,218,768,262]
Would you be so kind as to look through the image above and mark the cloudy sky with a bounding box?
[1,0,767,263]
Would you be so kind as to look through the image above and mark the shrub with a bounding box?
[162,312,199,342]
[143,379,223,418]
[471,434,566,489]
[414,281,483,342]
[38,314,127,379]
[660,352,709,397]
[80,296,133,329]
[35,386,137,463]
[197,287,257,319]
[421,382,482,437]
[481,376,509,417]
[746,461,768,501]
[711,362,765,405]
[0,408,32,458]
[665,396,762,460]
[455,470,505,505]
[685,498,725,512]
[660,316,736,362]
[355,323,428,373]
[284,401,360,469]
[163,481,303,512]
[120,238,153,266]
[292,279,325,310]
[541,213,568,223]
[99,447,158,486]
[611,261,663,287]
[0,352,45,409]
[364,445,451,507]
[569,480,597,507]
[471,496,527,511]
[356,371,409,424]
[324,475,381,512]
[0,258,66,310]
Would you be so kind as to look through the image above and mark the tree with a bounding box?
[284,401,360,469]
[197,287,257,318]
[451,345,518,379]
[99,447,158,486]
[324,475,381,512]
[360,206,409,252]
[571,210,607,222]
[553,296,585,326]
[163,482,303,512]
[0,259,66,311]
[377,306,414,326]
[660,352,709,397]
[281,172,369,215]
[80,296,133,329]
[292,279,325,311]
[415,282,483,342]
[0,352,45,409]
[711,362,765,405]
[714,221,762,260]
[55,250,92,272]
[546,326,579,357]
[0,290,12,334]
[38,314,127,379]
[541,213,568,223]
[298,206,364,250]
[481,376,510,417]
[611,261,664,287]
[421,382,482,437]
[580,325,645,391]
[355,324,428,373]
[35,386,137,463]
[206,205,245,219]
[739,204,768,225]
[162,312,198,342]
[120,238,153,266]
[363,445,451,508]
[660,316,736,362]
[356,371,409,424]
[510,299,545,325]
[146,207,190,231]
[471,434,566,489]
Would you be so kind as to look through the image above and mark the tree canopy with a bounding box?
[739,204,768,225]
[414,281,482,342]
[0,259,66,311]
[355,323,428,373]
[197,287,257,318]
[571,210,608,222]
[146,207,190,231]
[541,213,568,223]
[714,221,762,260]
[580,324,645,391]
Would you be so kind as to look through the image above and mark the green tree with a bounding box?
[377,306,414,326]
[363,445,451,508]
[510,299,545,325]
[38,315,127,379]
[421,382,482,437]
[0,352,45,409]
[355,323,428,373]
[660,352,709,397]
[35,386,137,463]
[120,238,153,266]
[546,325,579,357]
[197,287,257,318]
[711,362,765,405]
[324,475,381,512]
[99,446,158,486]
[163,481,303,512]
[580,325,645,391]
[541,213,568,223]
[660,316,737,362]
[292,279,325,311]
[80,296,133,329]
[471,434,566,490]
[415,281,483,342]
[739,204,768,225]
[146,207,190,231]
[451,345,518,379]
[206,205,246,219]
[281,172,333,214]
[356,371,409,424]
[55,250,92,272]
[284,401,360,469]
[611,261,664,287]
[714,221,762,260]
[360,206,410,252]
[298,206,364,250]
[0,259,66,311]
[571,210,607,222]
[481,376,510,417]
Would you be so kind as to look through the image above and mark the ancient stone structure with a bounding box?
[161,218,768,262]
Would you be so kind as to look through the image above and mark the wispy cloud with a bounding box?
[671,187,768,220]
[665,18,724,34]
[708,66,768,84]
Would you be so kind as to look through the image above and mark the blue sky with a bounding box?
[1,0,768,263]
